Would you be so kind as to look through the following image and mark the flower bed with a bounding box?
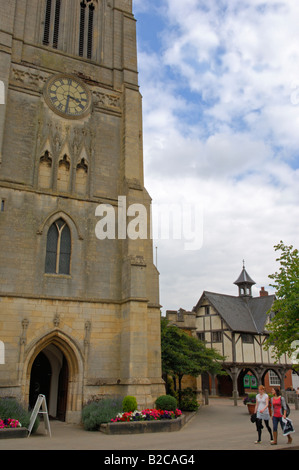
[111,408,182,423]
[0,418,22,429]
[101,408,185,435]
[0,418,28,439]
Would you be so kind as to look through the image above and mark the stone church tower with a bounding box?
[0,0,164,423]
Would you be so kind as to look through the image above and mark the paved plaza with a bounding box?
[0,398,298,452]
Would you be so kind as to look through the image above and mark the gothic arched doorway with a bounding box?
[29,344,69,421]
[25,330,84,423]
[29,351,51,411]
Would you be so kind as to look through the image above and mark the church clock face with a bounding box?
[44,74,91,119]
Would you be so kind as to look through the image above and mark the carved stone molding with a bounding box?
[11,65,121,114]
[92,90,121,111]
[20,319,29,346]
[10,65,49,93]
[53,313,60,328]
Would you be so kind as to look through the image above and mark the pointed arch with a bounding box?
[45,217,71,274]
[37,210,84,240]
[23,329,84,423]
[57,153,71,193]
[37,211,84,276]
[79,0,97,59]
[43,0,52,46]
[75,148,89,196]
[38,149,53,189]
[43,0,62,49]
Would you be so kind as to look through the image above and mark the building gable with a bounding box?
[193,291,275,334]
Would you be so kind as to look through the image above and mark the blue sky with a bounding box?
[133,0,299,313]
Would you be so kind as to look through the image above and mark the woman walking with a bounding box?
[271,387,292,445]
[254,385,273,444]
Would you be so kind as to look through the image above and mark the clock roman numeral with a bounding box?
[46,76,90,117]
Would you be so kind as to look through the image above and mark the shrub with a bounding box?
[243,393,256,405]
[82,397,123,431]
[0,398,39,433]
[122,396,138,413]
[155,395,177,412]
[179,388,199,411]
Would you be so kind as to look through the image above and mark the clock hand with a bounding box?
[64,94,71,113]
[69,95,80,103]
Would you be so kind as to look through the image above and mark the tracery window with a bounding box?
[45,218,71,275]
[79,0,96,59]
[42,0,97,59]
[43,0,61,49]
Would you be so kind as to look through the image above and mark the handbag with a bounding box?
[279,396,290,417]
[250,413,257,423]
[282,418,295,436]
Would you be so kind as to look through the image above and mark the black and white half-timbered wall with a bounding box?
[167,266,293,405]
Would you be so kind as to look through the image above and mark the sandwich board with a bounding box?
[28,394,51,437]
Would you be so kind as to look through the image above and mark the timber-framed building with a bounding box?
[167,266,293,404]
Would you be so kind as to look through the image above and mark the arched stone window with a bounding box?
[79,0,96,59]
[75,158,88,195]
[43,0,62,49]
[45,218,71,275]
[38,150,53,189]
[57,154,71,193]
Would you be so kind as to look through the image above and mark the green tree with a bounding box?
[265,242,299,362]
[161,317,225,405]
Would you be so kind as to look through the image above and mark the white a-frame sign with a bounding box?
[28,394,51,437]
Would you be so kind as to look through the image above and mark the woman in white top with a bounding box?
[254,385,274,444]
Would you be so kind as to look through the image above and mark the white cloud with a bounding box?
[134,1,299,313]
